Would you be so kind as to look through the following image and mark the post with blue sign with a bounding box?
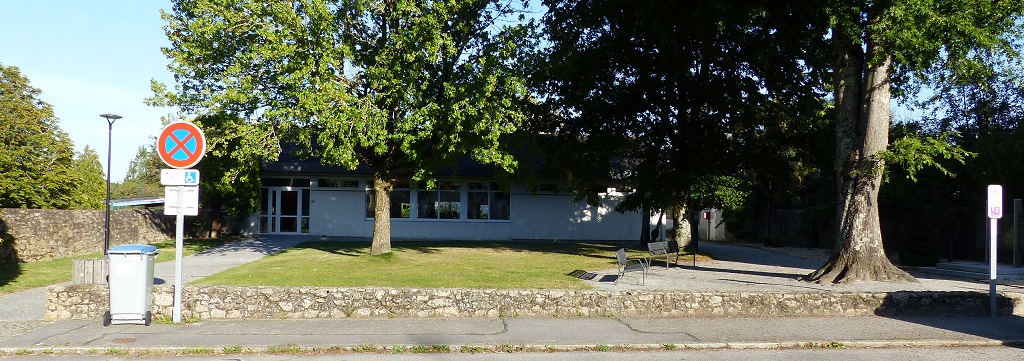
[987,185,1002,317]
[158,122,206,323]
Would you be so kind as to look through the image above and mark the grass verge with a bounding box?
[192,241,648,289]
[0,238,226,295]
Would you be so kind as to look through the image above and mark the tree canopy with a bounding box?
[536,0,1024,283]
[160,0,537,253]
[70,146,107,210]
[0,63,80,209]
[537,0,832,243]
[802,0,1024,284]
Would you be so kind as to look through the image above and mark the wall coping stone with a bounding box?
[45,285,1024,321]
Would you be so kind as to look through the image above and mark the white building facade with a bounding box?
[246,175,644,241]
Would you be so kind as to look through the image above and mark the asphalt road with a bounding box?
[8,347,1024,361]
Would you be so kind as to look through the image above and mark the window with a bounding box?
[418,181,460,219]
[264,178,311,187]
[468,182,510,220]
[363,180,510,221]
[317,178,360,189]
[365,182,411,218]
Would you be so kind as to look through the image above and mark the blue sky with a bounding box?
[0,0,176,182]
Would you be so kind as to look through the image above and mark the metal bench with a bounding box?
[647,241,672,267]
[648,240,696,267]
[615,248,649,285]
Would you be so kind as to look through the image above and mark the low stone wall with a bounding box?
[46,284,1024,321]
[0,208,173,264]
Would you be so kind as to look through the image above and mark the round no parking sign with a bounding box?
[157,122,206,169]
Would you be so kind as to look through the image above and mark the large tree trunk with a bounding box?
[640,206,652,243]
[803,26,916,284]
[672,207,691,244]
[370,173,393,255]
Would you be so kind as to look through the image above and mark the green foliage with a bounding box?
[182,348,214,355]
[160,0,537,249]
[266,345,302,354]
[191,113,275,218]
[104,348,128,356]
[881,127,974,183]
[538,1,830,217]
[0,63,79,209]
[70,146,107,209]
[114,143,164,199]
[222,345,244,354]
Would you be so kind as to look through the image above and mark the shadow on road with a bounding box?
[882,313,1024,349]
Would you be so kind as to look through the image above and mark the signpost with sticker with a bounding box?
[157,122,206,323]
[987,184,1002,317]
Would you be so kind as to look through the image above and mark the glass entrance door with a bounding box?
[260,187,310,234]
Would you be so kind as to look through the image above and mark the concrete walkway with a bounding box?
[0,234,310,341]
[3,315,1024,353]
[589,242,1014,294]
[153,234,310,285]
[2,238,1024,356]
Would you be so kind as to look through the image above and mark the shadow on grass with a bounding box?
[0,217,21,288]
[292,240,624,262]
[152,238,227,253]
[195,235,308,257]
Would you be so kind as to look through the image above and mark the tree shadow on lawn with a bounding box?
[290,240,624,262]
[0,217,20,288]
[153,238,227,256]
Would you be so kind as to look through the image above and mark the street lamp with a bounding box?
[100,113,122,255]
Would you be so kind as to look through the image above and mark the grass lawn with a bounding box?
[0,238,226,295]
[193,241,647,289]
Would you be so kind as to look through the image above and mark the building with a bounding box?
[241,154,646,241]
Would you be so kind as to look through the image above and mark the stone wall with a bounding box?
[46,284,1024,321]
[0,208,174,264]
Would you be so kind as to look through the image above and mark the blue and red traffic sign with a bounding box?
[157,122,206,169]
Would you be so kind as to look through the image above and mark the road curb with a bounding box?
[3,339,1023,357]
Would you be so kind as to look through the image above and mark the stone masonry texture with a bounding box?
[0,208,173,264]
[46,285,1024,321]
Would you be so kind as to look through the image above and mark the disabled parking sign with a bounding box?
[157,122,206,169]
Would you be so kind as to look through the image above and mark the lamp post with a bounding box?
[100,114,122,255]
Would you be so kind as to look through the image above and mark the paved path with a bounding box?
[2,315,1024,353]
[153,234,310,285]
[2,238,1024,356]
[588,242,1013,293]
[0,234,311,341]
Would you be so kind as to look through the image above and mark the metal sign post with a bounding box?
[174,186,184,323]
[987,185,1002,317]
[157,122,206,324]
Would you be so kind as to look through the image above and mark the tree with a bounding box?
[537,1,830,248]
[192,113,274,222]
[161,0,535,254]
[115,143,164,199]
[802,1,1024,284]
[70,146,107,209]
[0,63,78,209]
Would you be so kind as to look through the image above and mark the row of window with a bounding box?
[366,181,511,220]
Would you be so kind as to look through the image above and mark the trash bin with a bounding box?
[104,244,158,326]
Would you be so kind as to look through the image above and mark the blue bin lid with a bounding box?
[108,244,159,254]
